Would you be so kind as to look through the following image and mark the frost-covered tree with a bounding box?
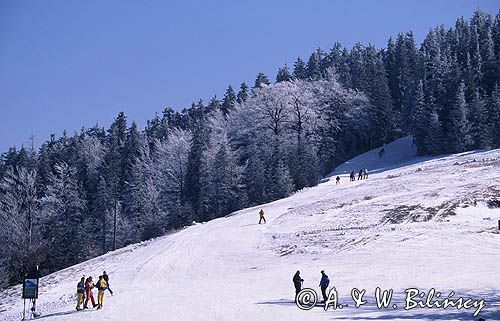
[40,162,85,271]
[154,128,192,228]
[0,167,41,285]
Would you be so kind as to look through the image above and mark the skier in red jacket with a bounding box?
[84,276,97,309]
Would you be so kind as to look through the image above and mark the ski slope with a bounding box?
[1,137,500,321]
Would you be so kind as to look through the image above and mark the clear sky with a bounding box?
[1,0,498,152]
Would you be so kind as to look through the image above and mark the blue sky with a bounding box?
[0,0,498,152]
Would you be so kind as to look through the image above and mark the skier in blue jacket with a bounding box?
[319,270,330,302]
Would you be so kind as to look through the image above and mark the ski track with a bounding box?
[1,137,500,321]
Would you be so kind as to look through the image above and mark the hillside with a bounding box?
[1,137,500,321]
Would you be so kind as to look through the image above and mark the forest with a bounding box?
[1,9,499,288]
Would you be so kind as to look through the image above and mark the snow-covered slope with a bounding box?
[2,137,500,321]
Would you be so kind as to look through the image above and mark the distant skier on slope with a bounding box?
[84,276,97,309]
[293,271,304,298]
[96,275,108,309]
[319,270,330,303]
[363,168,368,179]
[336,176,340,185]
[259,209,266,224]
[103,271,113,295]
[350,170,355,182]
[379,147,385,158]
[358,169,363,180]
[76,276,85,311]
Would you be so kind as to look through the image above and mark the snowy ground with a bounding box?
[1,136,500,321]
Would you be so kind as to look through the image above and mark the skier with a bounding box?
[96,275,108,309]
[358,169,363,180]
[363,168,368,179]
[319,270,330,303]
[103,271,113,295]
[258,209,266,224]
[292,271,304,298]
[84,276,97,309]
[350,170,355,182]
[335,176,340,185]
[76,276,85,311]
[379,147,385,158]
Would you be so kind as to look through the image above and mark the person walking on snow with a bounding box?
[350,170,355,182]
[96,275,108,309]
[363,168,368,179]
[335,176,340,185]
[259,209,266,224]
[103,271,113,295]
[379,147,385,158]
[76,277,85,311]
[293,271,304,298]
[358,169,363,180]
[84,276,97,309]
[319,270,330,303]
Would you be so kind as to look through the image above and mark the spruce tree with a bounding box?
[449,82,471,152]
[221,86,237,115]
[237,82,249,104]
[254,72,270,89]
[293,57,307,79]
[276,64,291,83]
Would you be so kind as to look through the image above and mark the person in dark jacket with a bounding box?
[292,271,304,298]
[335,176,340,185]
[102,271,113,295]
[319,270,330,303]
[76,277,85,311]
[358,169,363,180]
[350,170,355,182]
[379,147,385,158]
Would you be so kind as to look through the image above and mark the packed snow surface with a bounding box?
[1,136,500,321]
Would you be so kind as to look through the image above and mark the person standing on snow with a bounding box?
[258,209,266,224]
[293,271,304,298]
[319,270,330,303]
[358,169,363,180]
[76,276,85,311]
[363,168,368,179]
[84,276,97,309]
[96,275,108,309]
[335,176,340,185]
[350,170,355,182]
[103,271,113,295]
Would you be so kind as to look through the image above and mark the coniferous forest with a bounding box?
[1,10,499,288]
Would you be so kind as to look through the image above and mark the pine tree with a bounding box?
[363,45,395,146]
[449,82,471,152]
[254,72,270,89]
[237,82,249,104]
[293,57,307,79]
[276,64,291,83]
[221,86,237,115]
[306,48,324,80]
[488,84,500,146]
[40,162,85,271]
[468,90,490,148]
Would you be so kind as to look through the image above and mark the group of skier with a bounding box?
[293,270,331,303]
[347,168,368,182]
[76,271,113,311]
